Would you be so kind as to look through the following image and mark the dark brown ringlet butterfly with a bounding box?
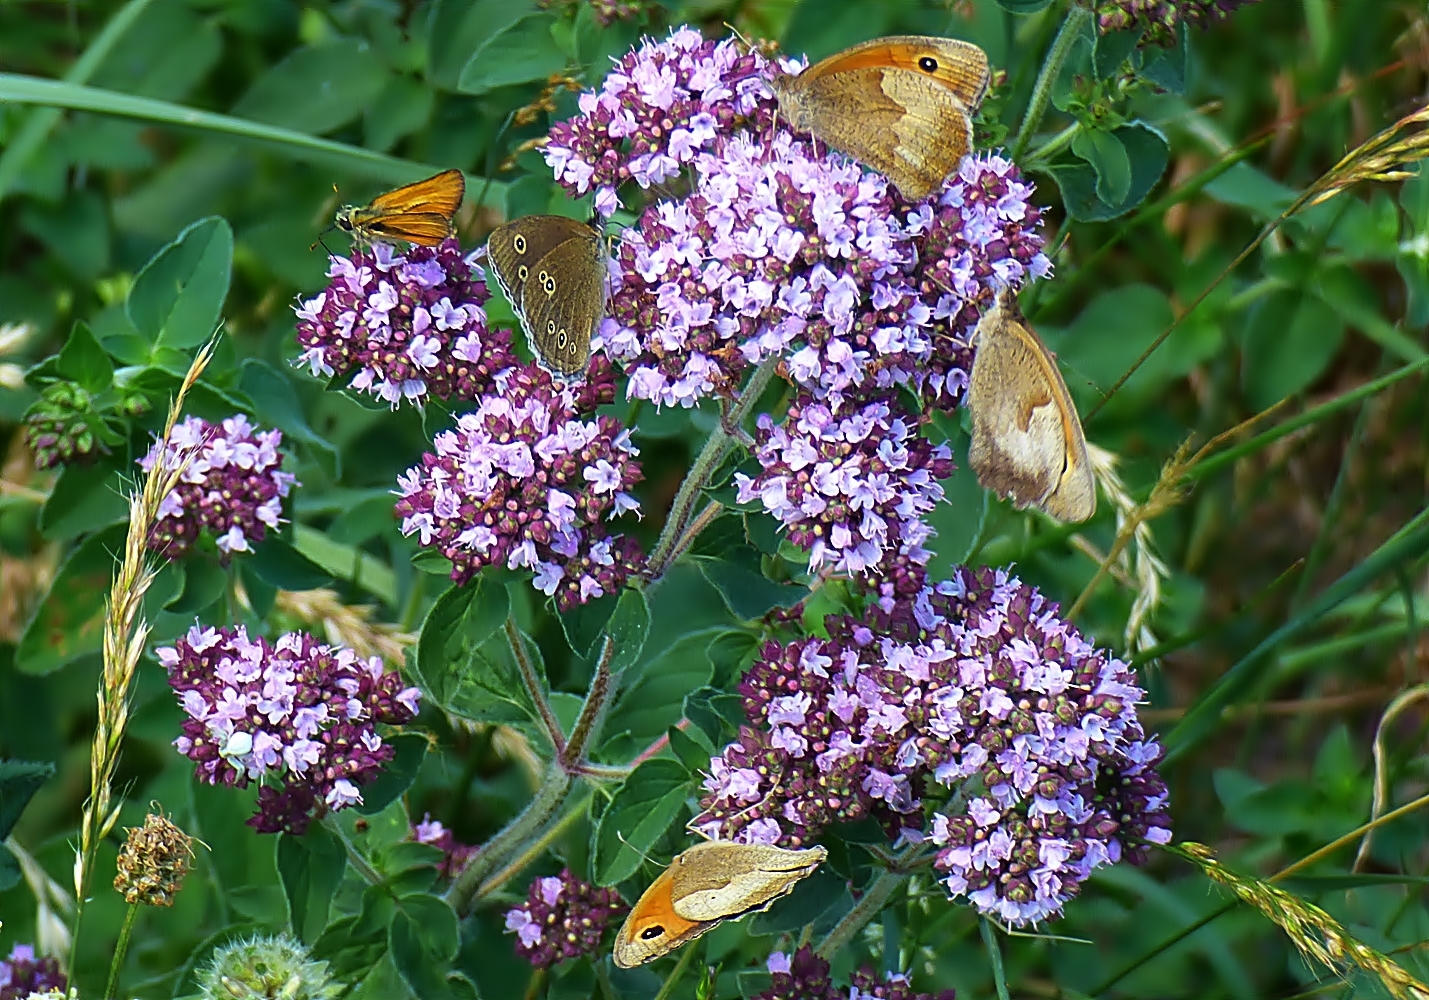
[486,214,607,378]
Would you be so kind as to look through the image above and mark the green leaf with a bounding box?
[415,578,510,708]
[166,557,228,616]
[684,686,745,747]
[668,724,712,774]
[592,757,691,885]
[55,321,114,393]
[232,40,389,135]
[605,586,651,674]
[365,76,435,154]
[390,893,460,999]
[748,869,847,935]
[1240,289,1346,410]
[126,215,233,352]
[40,463,128,539]
[994,0,1054,11]
[604,630,719,751]
[239,359,340,478]
[248,536,334,591]
[1049,122,1168,222]
[1093,29,1141,79]
[277,824,348,944]
[427,0,538,91]
[1071,127,1132,208]
[0,73,486,192]
[457,15,568,96]
[16,524,125,675]
[20,189,111,279]
[0,759,56,839]
[559,590,616,658]
[1138,20,1188,93]
[355,733,428,816]
[696,557,808,621]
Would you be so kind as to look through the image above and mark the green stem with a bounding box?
[0,0,156,204]
[1010,3,1092,163]
[646,357,780,577]
[561,636,615,770]
[105,903,139,1000]
[507,617,567,757]
[979,918,1011,1000]
[446,765,573,916]
[815,866,908,959]
[476,793,591,900]
[652,942,699,1000]
[1023,121,1080,166]
[324,815,384,886]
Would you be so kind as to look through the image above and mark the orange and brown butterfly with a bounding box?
[326,168,466,249]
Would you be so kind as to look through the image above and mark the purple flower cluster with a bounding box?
[503,869,628,969]
[759,948,955,1000]
[160,624,422,835]
[693,565,1171,926]
[547,27,1052,415]
[141,415,298,560]
[0,945,66,1000]
[412,815,478,880]
[734,391,953,578]
[1097,0,1261,44]
[294,238,516,408]
[394,361,646,609]
[544,27,769,217]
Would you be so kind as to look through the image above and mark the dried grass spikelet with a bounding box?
[269,587,414,664]
[1308,103,1429,207]
[0,433,59,643]
[1067,441,1185,630]
[113,807,197,907]
[1173,842,1429,1000]
[75,342,215,911]
[0,320,32,390]
[5,835,75,962]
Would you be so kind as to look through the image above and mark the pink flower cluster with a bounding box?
[160,624,421,835]
[693,565,1171,926]
[394,361,645,609]
[294,238,516,408]
[504,869,627,969]
[141,414,298,560]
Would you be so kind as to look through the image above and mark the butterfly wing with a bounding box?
[487,215,600,321]
[668,843,826,923]
[773,36,990,200]
[967,291,1095,523]
[612,867,717,969]
[518,227,606,376]
[368,168,466,218]
[353,212,458,247]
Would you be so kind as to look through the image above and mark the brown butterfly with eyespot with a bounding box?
[769,35,991,201]
[966,287,1096,522]
[612,841,826,968]
[323,168,466,249]
[485,214,607,378]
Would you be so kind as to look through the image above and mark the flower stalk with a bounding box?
[1011,3,1093,162]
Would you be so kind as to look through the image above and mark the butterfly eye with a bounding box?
[513,234,527,253]
[639,925,666,941]
[518,265,529,281]
[918,55,938,72]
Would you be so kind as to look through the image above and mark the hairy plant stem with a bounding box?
[646,356,780,577]
[507,617,567,757]
[447,766,573,916]
[104,903,138,1000]
[477,792,591,900]
[1011,3,1092,163]
[448,638,616,914]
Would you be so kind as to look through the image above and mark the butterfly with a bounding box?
[485,214,607,378]
[328,168,466,248]
[769,35,990,201]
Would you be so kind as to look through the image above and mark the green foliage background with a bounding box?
[2,0,1429,998]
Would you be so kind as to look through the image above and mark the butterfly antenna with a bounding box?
[309,225,337,255]
[616,831,659,866]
